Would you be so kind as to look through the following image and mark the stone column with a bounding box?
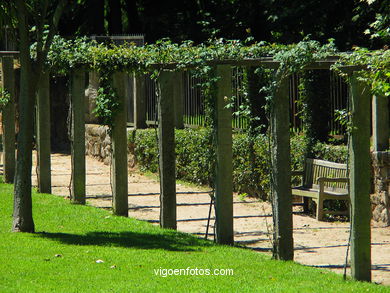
[36,71,51,193]
[133,74,147,129]
[349,74,372,282]
[372,94,389,152]
[1,56,16,183]
[214,65,234,245]
[173,71,184,129]
[111,72,129,216]
[270,74,294,261]
[157,71,177,229]
[71,68,86,204]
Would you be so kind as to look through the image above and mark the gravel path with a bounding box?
[31,152,390,286]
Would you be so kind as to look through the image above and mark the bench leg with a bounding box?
[316,198,324,221]
[303,197,309,213]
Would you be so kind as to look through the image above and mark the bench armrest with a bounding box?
[316,177,349,184]
[291,171,304,176]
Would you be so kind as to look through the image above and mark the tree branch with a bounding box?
[35,0,49,65]
[36,0,67,71]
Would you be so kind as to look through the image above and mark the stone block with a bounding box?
[371,193,381,205]
[373,205,384,222]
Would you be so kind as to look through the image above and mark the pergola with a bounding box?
[1,51,389,282]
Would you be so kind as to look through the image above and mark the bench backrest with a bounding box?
[303,158,348,191]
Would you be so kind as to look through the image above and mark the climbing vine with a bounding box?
[332,47,390,97]
[44,35,388,129]
[0,87,10,110]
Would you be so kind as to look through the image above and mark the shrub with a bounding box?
[128,129,347,200]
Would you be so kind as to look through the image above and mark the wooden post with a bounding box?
[270,75,294,260]
[173,71,184,129]
[214,65,233,245]
[71,68,86,204]
[133,74,147,129]
[157,71,176,229]
[111,72,128,216]
[36,71,51,193]
[1,56,16,183]
[349,74,372,282]
[372,94,389,151]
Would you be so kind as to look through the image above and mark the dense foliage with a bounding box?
[44,37,388,127]
[333,48,390,97]
[128,129,347,200]
[50,0,389,51]
[45,37,344,127]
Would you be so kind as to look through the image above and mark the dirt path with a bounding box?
[32,153,390,286]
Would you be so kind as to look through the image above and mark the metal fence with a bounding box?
[143,68,349,135]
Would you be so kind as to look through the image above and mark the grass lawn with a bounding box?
[0,183,388,292]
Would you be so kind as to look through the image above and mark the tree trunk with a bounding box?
[12,6,35,232]
[91,0,105,35]
[107,0,123,34]
[125,0,142,33]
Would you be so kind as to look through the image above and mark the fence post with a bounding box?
[111,72,129,216]
[1,56,16,183]
[270,74,294,260]
[71,68,86,204]
[214,65,234,245]
[349,74,372,282]
[133,74,147,129]
[158,71,176,229]
[372,94,389,152]
[36,71,51,193]
[173,71,184,129]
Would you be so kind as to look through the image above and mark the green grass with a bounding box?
[0,184,388,292]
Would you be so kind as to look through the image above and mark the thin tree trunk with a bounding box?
[107,0,123,34]
[125,0,142,33]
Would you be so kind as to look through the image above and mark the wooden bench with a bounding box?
[292,158,349,221]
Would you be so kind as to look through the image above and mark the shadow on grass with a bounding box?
[35,230,213,252]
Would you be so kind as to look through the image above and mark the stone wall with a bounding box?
[85,124,135,167]
[85,124,112,165]
[371,151,390,226]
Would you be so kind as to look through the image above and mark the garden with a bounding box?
[0,0,389,291]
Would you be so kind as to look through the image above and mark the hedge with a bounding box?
[128,128,347,200]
